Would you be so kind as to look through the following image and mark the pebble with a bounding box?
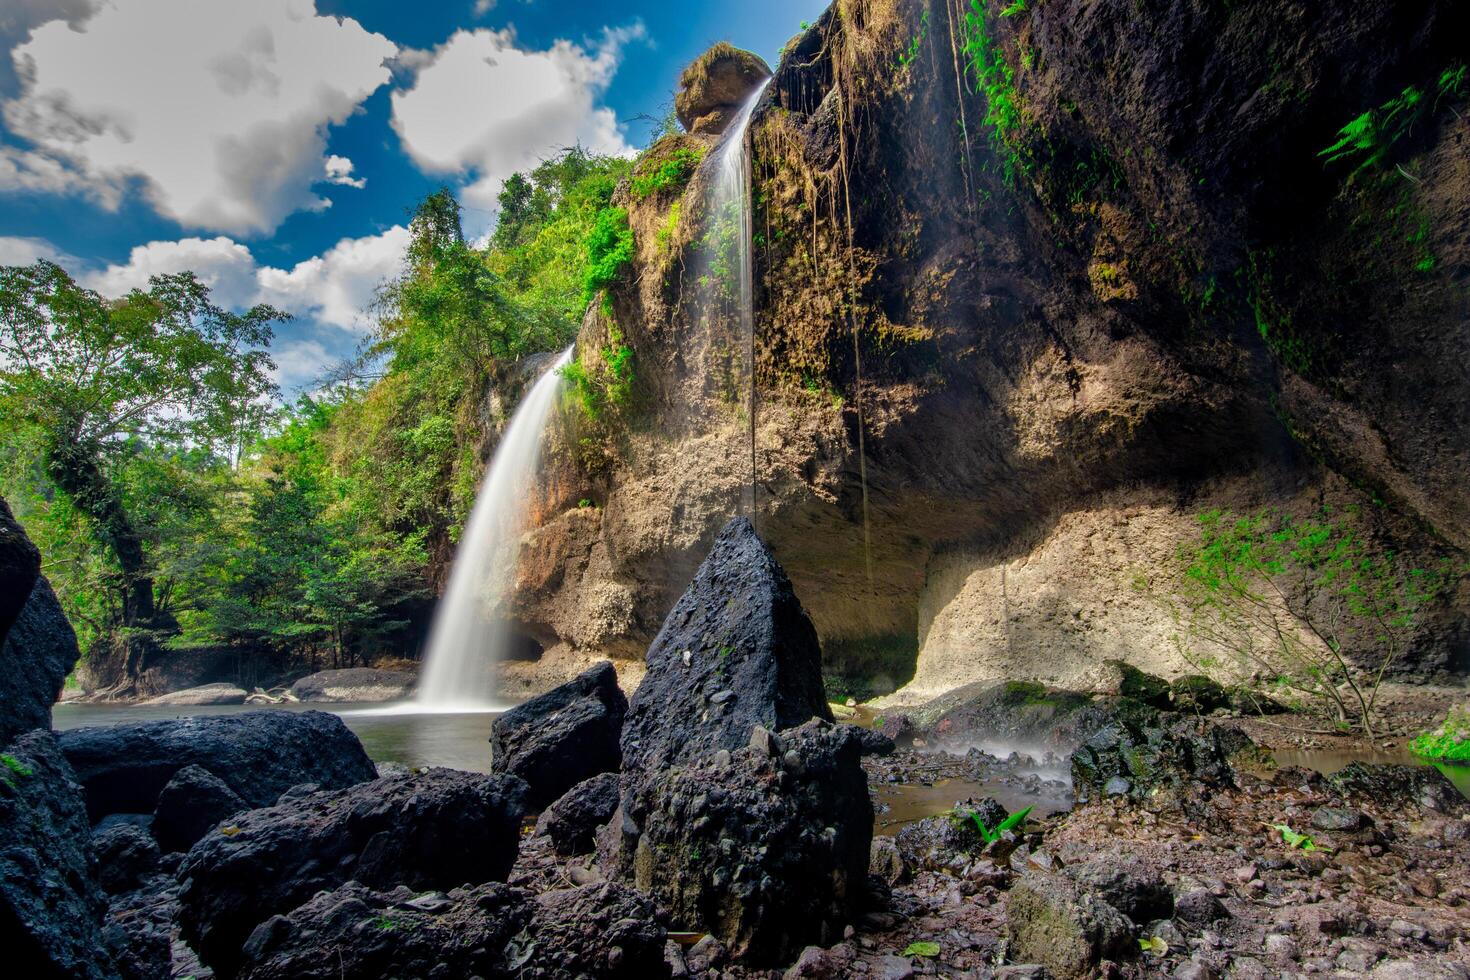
[1310,807,1364,832]
[875,953,914,980]
[1233,863,1259,884]
[1173,959,1217,980]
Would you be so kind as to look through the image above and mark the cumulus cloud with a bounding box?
[323,155,367,189]
[390,24,643,216]
[84,236,260,309]
[2,0,396,234]
[0,233,74,266]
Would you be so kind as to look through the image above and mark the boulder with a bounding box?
[894,806,997,874]
[0,577,81,744]
[1070,713,1259,802]
[918,681,1145,753]
[1096,660,1172,709]
[177,768,530,977]
[151,764,248,853]
[1006,871,1134,980]
[287,668,415,703]
[626,719,871,966]
[58,709,377,822]
[0,730,113,980]
[1327,762,1466,814]
[1065,857,1173,924]
[102,879,177,980]
[675,42,772,135]
[491,660,627,810]
[235,879,666,980]
[236,880,530,980]
[536,771,620,856]
[1168,675,1231,713]
[92,823,161,895]
[140,683,247,706]
[0,495,40,645]
[621,517,832,783]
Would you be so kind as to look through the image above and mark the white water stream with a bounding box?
[414,346,574,711]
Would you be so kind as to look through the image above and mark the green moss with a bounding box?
[0,753,33,788]
[1411,707,1470,764]
[630,147,706,200]
[656,202,682,256]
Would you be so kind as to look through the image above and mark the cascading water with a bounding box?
[706,78,771,523]
[415,345,574,711]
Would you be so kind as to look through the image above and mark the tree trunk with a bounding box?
[46,427,156,626]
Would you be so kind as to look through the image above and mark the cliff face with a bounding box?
[503,0,1470,700]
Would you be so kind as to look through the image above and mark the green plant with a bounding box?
[1320,62,1466,173]
[896,9,930,71]
[1273,824,1328,852]
[960,0,1030,184]
[0,753,33,788]
[656,202,683,256]
[962,804,1033,843]
[1410,706,1470,763]
[1139,936,1170,956]
[582,207,634,303]
[630,147,706,200]
[1000,0,1027,15]
[903,940,940,958]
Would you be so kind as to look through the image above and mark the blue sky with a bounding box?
[0,0,825,390]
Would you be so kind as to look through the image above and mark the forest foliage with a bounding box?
[0,147,630,678]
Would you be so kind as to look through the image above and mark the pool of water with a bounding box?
[52,700,502,774]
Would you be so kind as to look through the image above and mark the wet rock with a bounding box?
[626,719,870,966]
[675,43,771,135]
[895,811,988,873]
[1097,659,1172,708]
[92,823,161,894]
[1310,806,1365,832]
[0,730,112,980]
[0,495,40,646]
[621,517,832,783]
[1066,857,1172,924]
[58,709,378,822]
[235,880,530,980]
[1070,713,1258,802]
[0,576,80,743]
[1327,762,1465,813]
[1006,870,1133,980]
[918,681,1128,751]
[178,769,529,977]
[287,667,415,703]
[536,771,620,856]
[491,660,627,810]
[151,764,248,853]
[139,683,248,706]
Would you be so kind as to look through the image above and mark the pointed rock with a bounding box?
[620,516,831,782]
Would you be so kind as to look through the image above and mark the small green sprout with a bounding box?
[903,940,940,958]
[966,805,1034,843]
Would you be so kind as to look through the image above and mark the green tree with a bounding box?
[0,260,282,634]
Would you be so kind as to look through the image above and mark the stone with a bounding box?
[1327,762,1465,814]
[1264,933,1299,963]
[626,719,871,967]
[58,709,378,822]
[1098,659,1172,708]
[0,495,40,646]
[101,879,177,980]
[1066,857,1173,924]
[535,771,620,856]
[874,953,916,980]
[1169,675,1231,713]
[520,882,669,979]
[918,681,1127,752]
[139,683,248,706]
[1309,807,1364,832]
[491,660,627,810]
[1173,887,1228,925]
[1006,870,1133,980]
[870,835,906,885]
[0,730,113,979]
[177,768,530,977]
[287,667,416,703]
[895,812,988,874]
[91,822,161,894]
[621,517,832,783]
[151,764,248,853]
[1370,961,1470,980]
[675,43,772,135]
[0,576,80,743]
[1070,713,1258,802]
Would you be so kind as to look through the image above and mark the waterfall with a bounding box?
[707,78,770,523]
[416,346,574,711]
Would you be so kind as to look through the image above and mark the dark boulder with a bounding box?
[236,880,531,980]
[177,768,529,977]
[626,719,871,966]
[92,823,161,895]
[152,764,248,853]
[536,771,620,856]
[102,879,177,980]
[919,681,1148,753]
[1006,871,1134,980]
[894,799,1010,874]
[1168,675,1232,713]
[1065,857,1173,924]
[1328,762,1466,814]
[0,730,113,980]
[59,709,377,822]
[1070,712,1260,802]
[1099,659,1172,709]
[491,660,626,810]
[0,576,81,744]
[520,882,669,980]
[621,517,832,783]
[0,495,40,645]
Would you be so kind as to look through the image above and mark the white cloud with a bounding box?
[0,233,73,266]
[472,0,498,16]
[390,24,642,216]
[269,337,332,391]
[323,155,367,189]
[3,0,396,234]
[82,227,410,335]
